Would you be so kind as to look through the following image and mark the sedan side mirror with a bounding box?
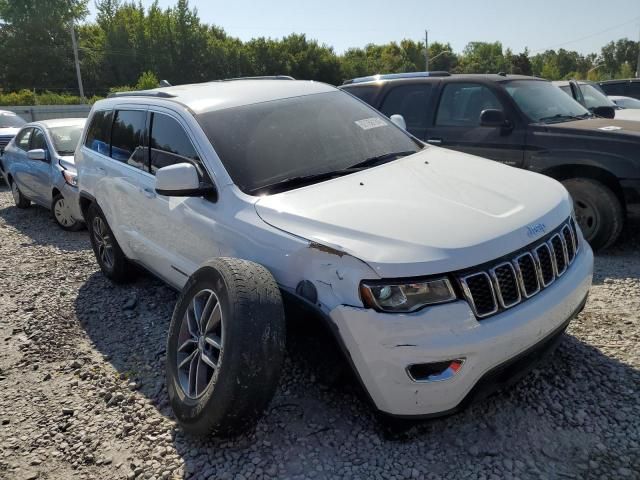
[480,109,507,127]
[390,114,407,130]
[592,105,615,119]
[155,162,216,199]
[27,148,47,161]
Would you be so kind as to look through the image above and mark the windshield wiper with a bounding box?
[348,150,417,169]
[539,114,587,124]
[252,150,419,195]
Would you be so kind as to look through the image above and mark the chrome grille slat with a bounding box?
[458,218,578,320]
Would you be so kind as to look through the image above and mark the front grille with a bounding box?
[459,218,579,319]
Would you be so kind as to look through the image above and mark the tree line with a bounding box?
[0,0,638,98]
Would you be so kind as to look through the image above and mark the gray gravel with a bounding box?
[0,185,638,480]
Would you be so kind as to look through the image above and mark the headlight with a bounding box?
[360,278,456,313]
[62,170,78,186]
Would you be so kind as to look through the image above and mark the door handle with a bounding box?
[427,138,443,145]
[142,187,156,199]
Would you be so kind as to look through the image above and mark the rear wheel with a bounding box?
[562,178,624,251]
[10,180,30,209]
[52,194,83,231]
[166,258,286,437]
[86,203,136,283]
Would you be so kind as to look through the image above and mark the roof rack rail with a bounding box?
[343,71,450,85]
[107,90,176,99]
[220,75,295,81]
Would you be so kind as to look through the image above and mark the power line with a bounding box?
[530,16,640,54]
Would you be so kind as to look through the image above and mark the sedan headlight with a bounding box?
[360,278,456,313]
[62,170,78,187]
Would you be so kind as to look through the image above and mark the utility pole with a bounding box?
[425,30,429,72]
[70,22,85,103]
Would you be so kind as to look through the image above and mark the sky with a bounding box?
[89,0,640,55]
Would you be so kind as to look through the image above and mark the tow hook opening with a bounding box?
[407,359,464,383]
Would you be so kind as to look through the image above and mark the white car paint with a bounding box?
[76,80,593,417]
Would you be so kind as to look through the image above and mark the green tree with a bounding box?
[0,0,89,91]
[456,42,507,74]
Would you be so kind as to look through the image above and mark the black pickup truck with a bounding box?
[341,73,640,250]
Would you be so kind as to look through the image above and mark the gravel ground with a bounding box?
[0,185,638,480]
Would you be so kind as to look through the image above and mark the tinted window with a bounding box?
[111,110,147,170]
[0,112,26,128]
[436,83,502,126]
[558,85,572,96]
[599,82,625,96]
[15,128,33,151]
[196,91,421,195]
[85,110,113,156]
[50,124,84,155]
[578,84,616,109]
[380,85,432,131]
[343,86,380,105]
[149,113,201,176]
[627,82,640,99]
[30,129,47,150]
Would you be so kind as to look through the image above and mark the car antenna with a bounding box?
[159,80,172,87]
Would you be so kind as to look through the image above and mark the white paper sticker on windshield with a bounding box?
[599,126,622,131]
[355,117,388,130]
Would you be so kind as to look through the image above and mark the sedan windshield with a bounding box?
[0,112,26,128]
[579,83,617,110]
[49,125,84,155]
[196,91,422,194]
[504,80,591,123]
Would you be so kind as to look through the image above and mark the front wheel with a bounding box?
[10,180,30,209]
[52,194,83,231]
[562,178,624,251]
[166,258,286,437]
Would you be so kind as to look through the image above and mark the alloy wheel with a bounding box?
[176,289,223,399]
[92,216,114,269]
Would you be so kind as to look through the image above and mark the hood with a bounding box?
[255,147,571,278]
[613,109,640,122]
[58,155,76,172]
[0,127,20,136]
[542,117,640,139]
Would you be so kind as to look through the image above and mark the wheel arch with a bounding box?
[78,192,95,220]
[542,164,626,212]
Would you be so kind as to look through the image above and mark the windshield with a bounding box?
[579,84,617,109]
[0,113,26,128]
[504,80,590,123]
[49,125,84,155]
[196,91,422,194]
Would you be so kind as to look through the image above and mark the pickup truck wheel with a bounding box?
[10,180,30,209]
[562,178,623,251]
[86,203,136,282]
[52,194,83,231]
[166,258,285,437]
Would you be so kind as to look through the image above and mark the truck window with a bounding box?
[149,112,204,179]
[111,110,147,171]
[85,110,113,157]
[435,83,502,127]
[380,85,432,131]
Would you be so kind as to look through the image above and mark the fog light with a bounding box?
[407,359,464,382]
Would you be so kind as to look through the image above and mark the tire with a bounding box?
[10,179,30,209]
[166,258,286,437]
[86,203,136,283]
[52,194,83,231]
[562,178,624,251]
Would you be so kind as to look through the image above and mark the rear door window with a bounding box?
[149,113,203,178]
[343,86,380,106]
[435,83,502,127]
[111,109,147,171]
[15,128,33,151]
[380,84,432,133]
[85,110,113,156]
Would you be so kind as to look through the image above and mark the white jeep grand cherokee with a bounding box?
[75,78,593,436]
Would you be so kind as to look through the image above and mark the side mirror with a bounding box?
[155,162,216,199]
[480,109,507,127]
[27,148,47,161]
[592,106,615,119]
[390,114,407,130]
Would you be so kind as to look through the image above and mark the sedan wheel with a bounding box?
[52,194,81,231]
